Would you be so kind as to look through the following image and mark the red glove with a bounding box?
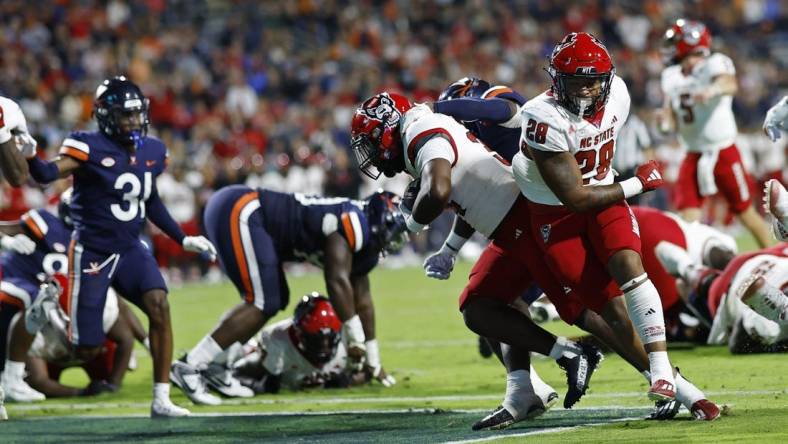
[635,160,664,192]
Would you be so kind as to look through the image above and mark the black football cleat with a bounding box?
[472,405,516,431]
[557,343,603,409]
[647,398,681,420]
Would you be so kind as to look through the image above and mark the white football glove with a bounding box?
[182,235,217,261]
[423,250,456,280]
[763,96,788,142]
[1,234,36,255]
[14,132,37,159]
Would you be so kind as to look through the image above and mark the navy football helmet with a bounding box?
[364,190,408,256]
[438,77,491,101]
[93,76,149,149]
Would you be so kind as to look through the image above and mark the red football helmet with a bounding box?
[547,32,615,117]
[351,92,413,179]
[662,19,711,65]
[293,292,342,365]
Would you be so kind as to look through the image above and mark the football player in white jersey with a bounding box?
[658,19,773,247]
[227,293,357,393]
[351,91,606,428]
[0,95,33,186]
[510,32,683,403]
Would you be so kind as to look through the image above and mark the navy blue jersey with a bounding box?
[0,209,71,284]
[59,131,168,253]
[257,190,380,275]
[472,88,527,162]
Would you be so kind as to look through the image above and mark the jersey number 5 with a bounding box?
[679,93,694,124]
[111,172,152,222]
[575,140,614,184]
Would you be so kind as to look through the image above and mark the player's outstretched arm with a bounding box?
[433,97,519,124]
[0,99,32,186]
[25,357,83,398]
[26,155,80,184]
[529,148,663,212]
[0,138,29,186]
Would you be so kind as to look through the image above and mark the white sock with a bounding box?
[186,335,223,369]
[548,336,581,360]
[4,360,25,380]
[502,369,536,420]
[623,277,667,345]
[648,351,674,385]
[529,365,555,401]
[153,382,170,401]
[365,339,381,369]
[675,372,704,408]
[143,337,150,351]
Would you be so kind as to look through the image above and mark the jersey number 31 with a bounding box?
[111,172,152,222]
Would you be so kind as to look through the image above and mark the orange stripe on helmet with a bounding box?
[230,191,259,304]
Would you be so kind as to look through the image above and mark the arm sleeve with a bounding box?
[146,184,186,244]
[27,156,61,184]
[433,97,515,124]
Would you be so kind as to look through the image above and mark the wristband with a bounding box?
[439,231,469,256]
[620,177,644,199]
[342,315,366,346]
[405,215,426,233]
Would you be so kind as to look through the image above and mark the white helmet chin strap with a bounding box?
[576,98,593,116]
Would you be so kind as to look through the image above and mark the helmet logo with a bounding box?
[576,67,597,74]
[360,94,401,128]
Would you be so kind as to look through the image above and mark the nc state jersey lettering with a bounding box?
[512,75,631,206]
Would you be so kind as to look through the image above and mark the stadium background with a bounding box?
[0,1,787,442]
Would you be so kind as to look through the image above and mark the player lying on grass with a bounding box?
[21,281,140,398]
[171,187,406,405]
[220,292,372,393]
[416,77,719,426]
[658,240,788,353]
[24,76,217,417]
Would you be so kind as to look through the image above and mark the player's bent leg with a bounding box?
[608,250,675,401]
[141,288,192,416]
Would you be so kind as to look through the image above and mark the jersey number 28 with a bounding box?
[111,172,152,222]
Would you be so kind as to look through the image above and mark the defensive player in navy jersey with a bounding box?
[23,76,216,417]
[171,186,407,405]
[0,196,75,402]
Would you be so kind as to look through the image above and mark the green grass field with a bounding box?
[4,257,788,443]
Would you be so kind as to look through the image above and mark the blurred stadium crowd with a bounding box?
[0,0,785,281]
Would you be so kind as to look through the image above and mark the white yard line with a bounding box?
[7,389,771,413]
[443,416,642,444]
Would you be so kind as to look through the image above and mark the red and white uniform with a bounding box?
[512,75,630,205]
[634,206,737,313]
[400,104,600,323]
[510,76,637,305]
[661,53,752,212]
[707,244,788,345]
[255,319,347,391]
[401,104,518,238]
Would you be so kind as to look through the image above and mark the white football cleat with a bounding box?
[151,398,190,418]
[764,179,788,241]
[202,364,254,398]
[1,373,46,402]
[170,360,222,406]
[0,385,8,420]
